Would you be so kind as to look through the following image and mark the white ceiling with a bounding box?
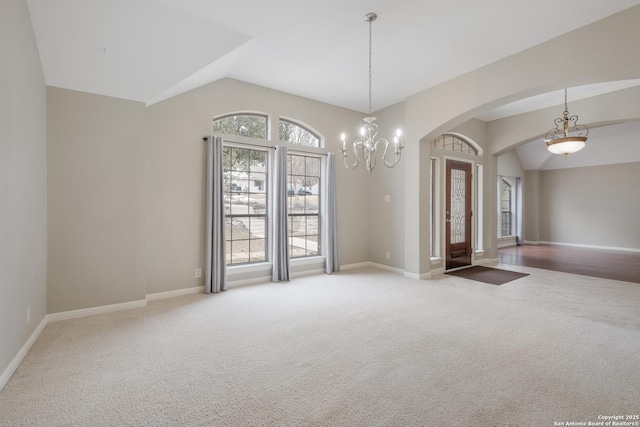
[516,121,640,171]
[478,80,640,122]
[26,0,640,113]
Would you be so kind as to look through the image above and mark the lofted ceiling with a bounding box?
[26,0,640,114]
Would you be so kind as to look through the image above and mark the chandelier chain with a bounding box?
[339,12,403,173]
[564,88,568,114]
[368,18,372,114]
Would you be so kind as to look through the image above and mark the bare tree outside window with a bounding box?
[214,114,267,139]
[279,119,320,147]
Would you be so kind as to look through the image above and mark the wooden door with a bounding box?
[446,159,472,270]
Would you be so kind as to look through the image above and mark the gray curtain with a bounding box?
[205,136,227,293]
[272,145,290,282]
[323,152,340,273]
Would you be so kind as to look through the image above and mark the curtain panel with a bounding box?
[205,136,227,293]
[323,152,339,273]
[271,145,290,282]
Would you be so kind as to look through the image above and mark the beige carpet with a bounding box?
[1,266,639,426]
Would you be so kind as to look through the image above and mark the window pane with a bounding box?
[290,216,305,237]
[213,114,267,139]
[306,216,318,238]
[305,157,320,177]
[279,119,320,147]
[249,238,266,263]
[223,146,268,266]
[287,153,321,259]
[305,196,318,213]
[430,134,477,156]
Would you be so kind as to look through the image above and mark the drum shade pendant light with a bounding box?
[340,13,403,174]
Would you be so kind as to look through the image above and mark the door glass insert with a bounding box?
[451,168,466,244]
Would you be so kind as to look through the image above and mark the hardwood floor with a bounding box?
[498,244,640,284]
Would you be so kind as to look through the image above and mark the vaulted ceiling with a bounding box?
[26,1,640,170]
[27,0,640,113]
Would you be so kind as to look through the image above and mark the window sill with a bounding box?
[227,262,272,274]
[290,256,325,267]
[430,257,443,265]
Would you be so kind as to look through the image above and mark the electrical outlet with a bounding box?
[385,251,391,259]
[27,306,31,324]
[195,268,202,278]
[384,194,391,203]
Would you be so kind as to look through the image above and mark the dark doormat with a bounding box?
[445,266,529,285]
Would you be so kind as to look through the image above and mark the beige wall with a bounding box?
[524,170,542,242]
[539,162,640,250]
[398,6,640,275]
[366,102,405,269]
[145,78,368,293]
[47,88,147,313]
[497,150,524,179]
[0,0,48,380]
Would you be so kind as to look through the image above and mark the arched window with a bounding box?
[213,113,268,139]
[279,118,321,147]
[431,133,478,156]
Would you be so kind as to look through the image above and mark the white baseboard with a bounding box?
[47,299,148,323]
[0,316,48,392]
[146,286,204,301]
[369,262,405,275]
[523,241,640,253]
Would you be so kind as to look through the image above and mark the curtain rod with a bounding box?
[202,136,276,150]
[202,137,329,156]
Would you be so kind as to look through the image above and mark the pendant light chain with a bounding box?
[563,88,568,114]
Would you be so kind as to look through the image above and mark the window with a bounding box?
[279,119,320,147]
[287,153,321,257]
[499,177,515,237]
[214,113,268,139]
[223,146,268,265]
[430,157,439,258]
[431,134,478,155]
[475,164,484,252]
[214,113,326,267]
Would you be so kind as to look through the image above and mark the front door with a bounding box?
[446,159,472,270]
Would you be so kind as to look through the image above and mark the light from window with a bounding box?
[214,113,267,139]
[223,146,268,265]
[279,119,320,147]
[476,164,484,251]
[287,154,321,257]
[431,134,477,155]
[430,158,437,257]
[500,178,512,237]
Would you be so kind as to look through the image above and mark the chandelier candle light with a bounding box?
[340,12,403,174]
[544,88,588,157]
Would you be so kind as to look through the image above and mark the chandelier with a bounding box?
[544,88,588,157]
[340,13,403,174]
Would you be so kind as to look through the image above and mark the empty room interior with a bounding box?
[1,0,640,425]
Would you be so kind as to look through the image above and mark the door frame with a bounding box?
[443,156,476,271]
